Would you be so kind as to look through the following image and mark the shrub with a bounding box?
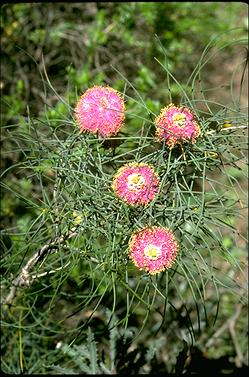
[1,3,248,374]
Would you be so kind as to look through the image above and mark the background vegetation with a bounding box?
[1,2,248,375]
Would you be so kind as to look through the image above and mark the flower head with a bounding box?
[75,86,125,137]
[112,162,159,206]
[155,103,201,148]
[129,226,179,274]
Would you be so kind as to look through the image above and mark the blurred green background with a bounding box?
[1,2,248,374]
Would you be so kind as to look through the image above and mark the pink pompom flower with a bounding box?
[112,162,160,206]
[75,86,125,137]
[129,226,179,275]
[155,103,201,148]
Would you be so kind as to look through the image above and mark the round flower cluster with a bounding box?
[112,162,160,206]
[128,226,179,275]
[75,86,125,137]
[154,103,201,148]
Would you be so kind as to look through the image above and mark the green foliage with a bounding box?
[1,2,248,374]
[49,312,174,374]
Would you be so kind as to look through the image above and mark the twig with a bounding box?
[2,226,78,308]
[205,303,244,367]
[206,125,248,134]
[206,303,242,347]
[228,306,244,368]
[31,261,71,280]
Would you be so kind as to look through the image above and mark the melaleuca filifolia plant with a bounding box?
[1,45,247,372]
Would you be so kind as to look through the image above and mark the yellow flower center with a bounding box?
[144,244,161,260]
[172,113,186,128]
[127,173,145,191]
